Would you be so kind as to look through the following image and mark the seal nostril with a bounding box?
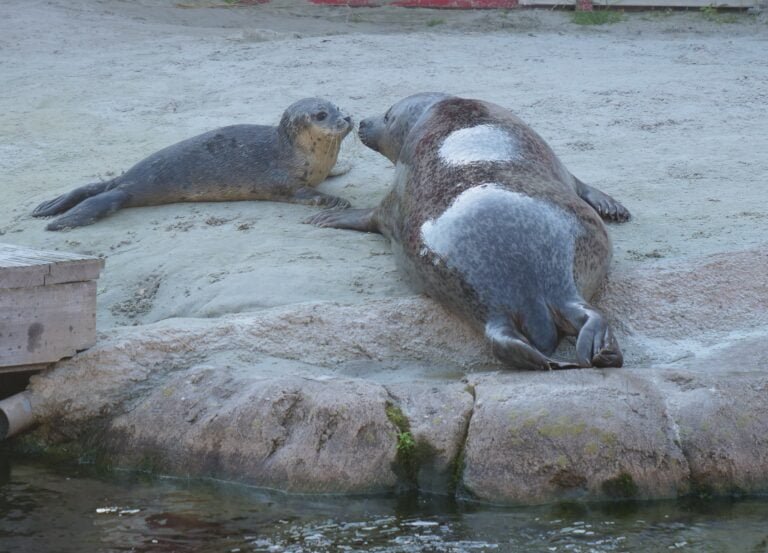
[344,116,352,123]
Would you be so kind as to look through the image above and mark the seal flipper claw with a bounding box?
[45,189,130,231]
[573,177,631,223]
[561,302,623,368]
[305,207,380,233]
[588,325,623,368]
[33,181,111,217]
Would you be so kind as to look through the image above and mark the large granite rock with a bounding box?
[108,374,400,493]
[14,248,768,504]
[462,370,690,504]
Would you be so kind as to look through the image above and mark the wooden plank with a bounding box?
[46,258,104,285]
[0,243,104,290]
[0,265,47,289]
[604,0,758,5]
[0,281,97,367]
[310,0,756,7]
[0,363,48,376]
[0,243,99,267]
[590,0,753,5]
[522,0,753,5]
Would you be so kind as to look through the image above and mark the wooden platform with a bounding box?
[0,244,104,376]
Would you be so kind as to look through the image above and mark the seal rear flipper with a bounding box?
[305,207,380,233]
[32,181,112,217]
[573,177,631,223]
[521,302,560,356]
[485,319,576,371]
[560,302,624,368]
[45,189,130,231]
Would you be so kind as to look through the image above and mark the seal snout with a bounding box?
[338,114,353,132]
[358,118,374,146]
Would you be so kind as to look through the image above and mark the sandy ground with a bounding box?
[1,0,767,334]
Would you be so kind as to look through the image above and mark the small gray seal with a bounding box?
[33,98,353,230]
[308,93,630,370]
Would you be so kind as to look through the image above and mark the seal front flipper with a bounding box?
[45,189,130,231]
[32,181,112,217]
[573,177,631,223]
[291,186,351,209]
[560,302,623,368]
[327,159,352,178]
[305,207,380,233]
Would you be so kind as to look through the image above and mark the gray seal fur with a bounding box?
[33,98,353,230]
[308,93,630,370]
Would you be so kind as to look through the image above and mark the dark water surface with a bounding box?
[2,456,768,553]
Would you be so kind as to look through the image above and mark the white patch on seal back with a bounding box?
[421,184,527,258]
[439,124,519,166]
[420,183,578,266]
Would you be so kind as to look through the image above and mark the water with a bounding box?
[2,456,768,553]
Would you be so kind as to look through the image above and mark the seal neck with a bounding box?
[277,112,299,148]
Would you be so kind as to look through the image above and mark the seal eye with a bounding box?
[315,111,328,122]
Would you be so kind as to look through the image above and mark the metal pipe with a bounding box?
[0,392,35,440]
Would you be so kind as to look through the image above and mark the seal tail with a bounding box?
[556,301,623,368]
[32,180,113,218]
[44,189,130,231]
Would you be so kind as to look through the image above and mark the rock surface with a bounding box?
[19,248,768,503]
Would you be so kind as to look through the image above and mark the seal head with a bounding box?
[358,92,451,163]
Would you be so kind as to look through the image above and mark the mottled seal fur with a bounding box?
[33,98,353,230]
[308,93,630,370]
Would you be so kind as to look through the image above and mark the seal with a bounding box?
[308,93,630,370]
[33,98,354,230]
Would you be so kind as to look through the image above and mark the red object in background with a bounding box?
[308,0,379,4]
[309,0,520,7]
[395,0,518,6]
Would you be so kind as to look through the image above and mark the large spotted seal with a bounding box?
[33,98,353,230]
[309,93,630,370]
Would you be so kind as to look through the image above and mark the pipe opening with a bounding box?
[0,392,35,441]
